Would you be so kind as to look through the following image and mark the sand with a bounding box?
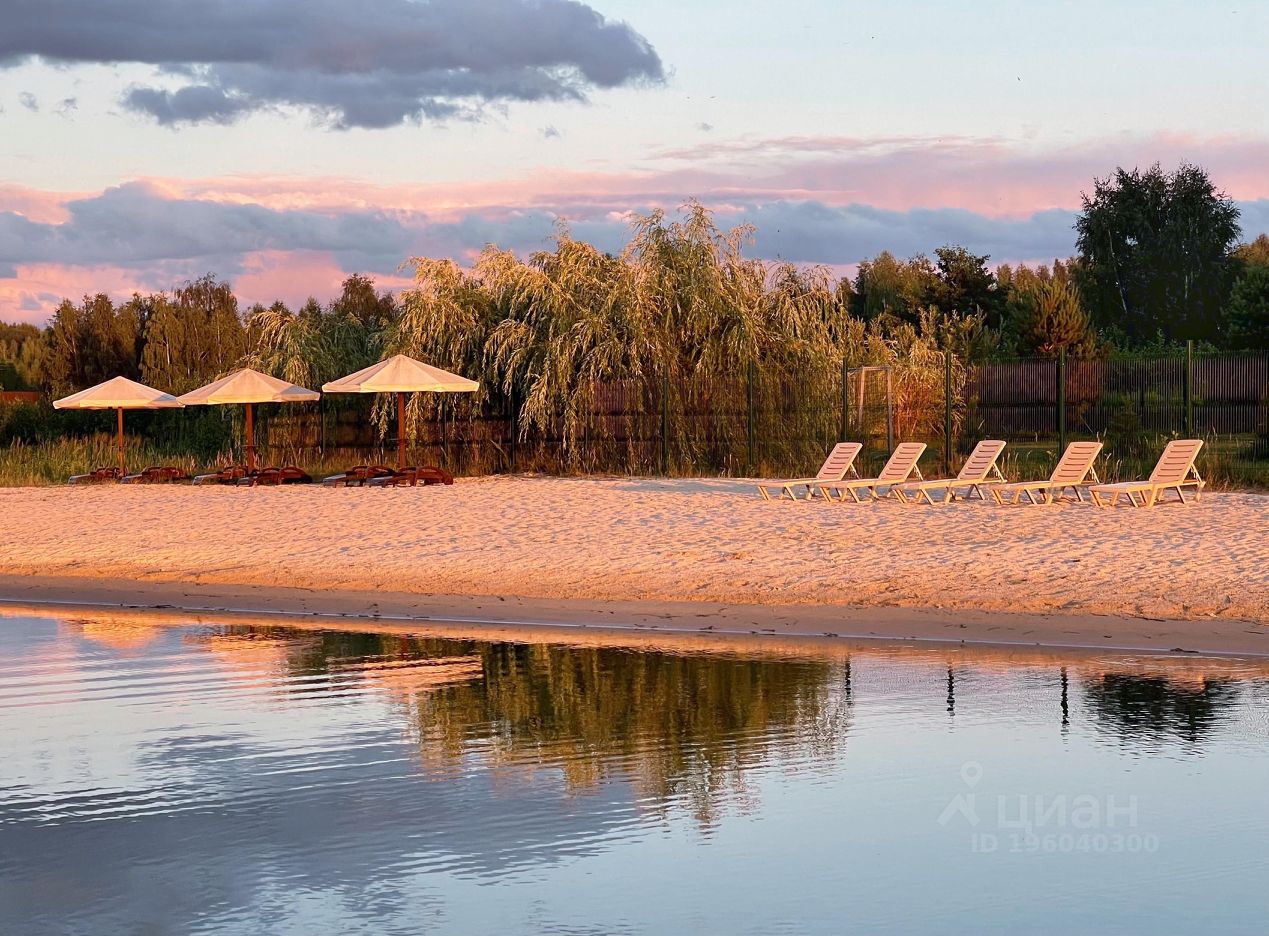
[0,477,1266,654]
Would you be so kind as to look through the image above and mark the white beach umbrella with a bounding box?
[178,368,319,472]
[53,376,183,476]
[322,354,479,470]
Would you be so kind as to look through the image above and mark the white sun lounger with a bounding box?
[894,440,1008,505]
[1089,439,1205,507]
[756,442,863,501]
[990,441,1103,505]
[814,442,927,503]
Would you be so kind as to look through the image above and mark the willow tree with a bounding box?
[246,300,377,390]
[385,255,500,446]
[481,236,646,454]
[387,203,984,474]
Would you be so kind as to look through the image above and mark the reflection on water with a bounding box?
[2,612,1268,935]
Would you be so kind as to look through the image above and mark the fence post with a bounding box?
[1184,340,1193,436]
[746,359,755,475]
[885,368,894,455]
[1057,347,1067,455]
[508,386,517,474]
[840,356,849,443]
[660,374,669,476]
[943,352,953,476]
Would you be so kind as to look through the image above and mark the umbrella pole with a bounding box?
[245,402,255,473]
[397,391,406,471]
[117,408,125,477]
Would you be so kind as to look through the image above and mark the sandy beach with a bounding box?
[1,476,1266,655]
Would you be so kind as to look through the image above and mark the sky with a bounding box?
[2,0,1268,324]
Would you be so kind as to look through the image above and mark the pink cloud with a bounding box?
[150,132,1269,219]
[4,131,1269,324]
[0,264,152,325]
[0,184,85,224]
[232,250,415,311]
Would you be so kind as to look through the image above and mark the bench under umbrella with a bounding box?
[177,368,319,473]
[322,354,478,470]
[53,376,183,476]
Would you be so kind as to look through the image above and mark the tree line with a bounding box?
[2,163,1267,424]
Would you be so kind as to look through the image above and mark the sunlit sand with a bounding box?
[1,477,1265,653]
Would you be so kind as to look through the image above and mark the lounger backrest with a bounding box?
[815,442,863,482]
[955,440,1007,481]
[1148,439,1204,483]
[877,442,927,482]
[1049,441,1103,484]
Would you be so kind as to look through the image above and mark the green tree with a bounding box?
[141,275,246,392]
[1225,264,1269,349]
[931,245,1005,328]
[1234,233,1269,268]
[1074,162,1241,343]
[0,322,47,389]
[329,273,398,330]
[851,251,938,323]
[44,294,141,394]
[1001,261,1098,357]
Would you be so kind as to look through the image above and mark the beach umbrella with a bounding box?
[322,354,479,470]
[53,376,183,476]
[178,368,319,472]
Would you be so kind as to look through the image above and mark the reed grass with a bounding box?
[4,430,1265,488]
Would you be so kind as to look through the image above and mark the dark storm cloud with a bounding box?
[0,0,665,128]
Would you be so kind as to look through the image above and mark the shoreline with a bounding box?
[4,574,1269,659]
[1,478,1265,658]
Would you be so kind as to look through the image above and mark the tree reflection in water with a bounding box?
[410,643,852,828]
[186,626,852,827]
[1081,673,1244,747]
[186,624,1265,812]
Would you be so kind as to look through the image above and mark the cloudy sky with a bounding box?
[2,0,1268,323]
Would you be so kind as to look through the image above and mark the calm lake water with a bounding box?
[2,611,1267,935]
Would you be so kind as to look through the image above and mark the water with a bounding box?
[1,610,1267,935]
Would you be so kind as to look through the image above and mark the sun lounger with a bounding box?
[236,466,313,486]
[1089,439,1205,507]
[120,465,191,484]
[756,442,863,501]
[894,440,1007,505]
[366,465,455,487]
[68,467,122,484]
[193,465,250,485]
[814,442,927,503]
[990,441,1103,505]
[321,464,398,487]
